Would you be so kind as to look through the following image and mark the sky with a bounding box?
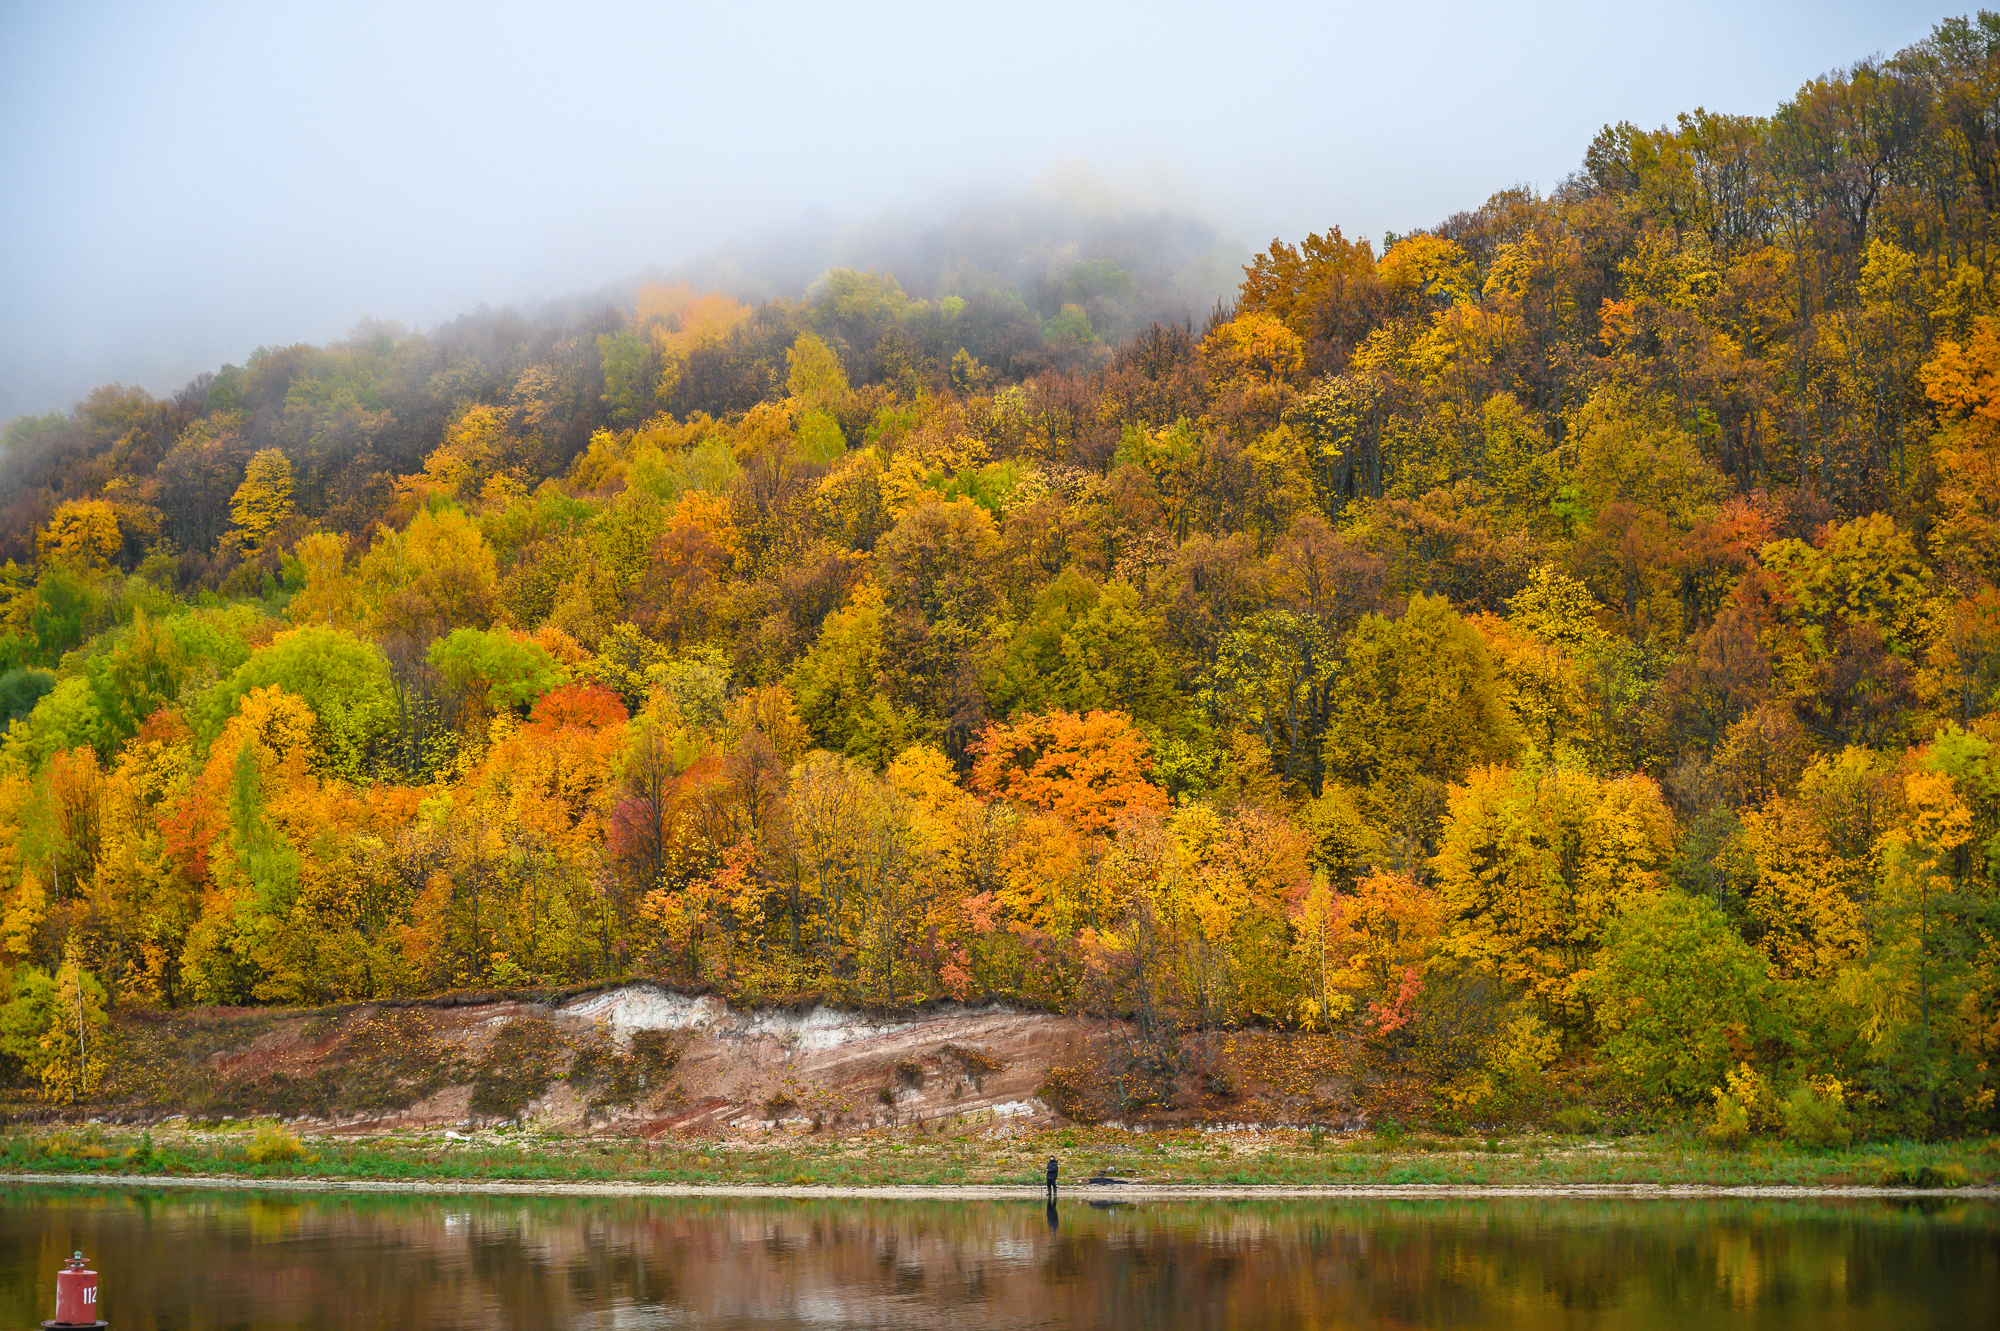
[0,0,1952,421]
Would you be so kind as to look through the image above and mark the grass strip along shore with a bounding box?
[5,1122,1995,1193]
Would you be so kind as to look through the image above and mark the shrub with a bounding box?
[1038,1065,1102,1123]
[1718,1061,1781,1132]
[940,1043,1004,1079]
[244,1124,304,1164]
[1551,1105,1604,1136]
[567,1028,681,1110]
[37,1129,110,1162]
[1705,1092,1751,1149]
[1877,1163,1968,1188]
[1780,1082,1852,1150]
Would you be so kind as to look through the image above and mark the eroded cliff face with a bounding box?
[47,982,1367,1134]
[75,985,1098,1136]
[539,987,1093,1136]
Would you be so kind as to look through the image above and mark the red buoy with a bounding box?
[43,1251,107,1329]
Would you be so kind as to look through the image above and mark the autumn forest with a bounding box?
[5,15,2000,1142]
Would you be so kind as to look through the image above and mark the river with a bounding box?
[2,1185,1994,1328]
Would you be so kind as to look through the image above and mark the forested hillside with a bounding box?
[5,15,2000,1140]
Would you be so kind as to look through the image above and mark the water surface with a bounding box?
[1,1185,1993,1329]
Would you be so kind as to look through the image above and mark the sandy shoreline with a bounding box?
[5,1171,1996,1201]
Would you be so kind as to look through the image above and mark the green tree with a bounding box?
[1203,608,1337,792]
[0,950,108,1102]
[0,668,55,727]
[199,627,395,779]
[1323,593,1521,788]
[429,627,566,715]
[790,582,913,765]
[992,572,1177,726]
[1,677,103,771]
[178,735,304,1004]
[598,329,654,425]
[1319,593,1521,864]
[1586,890,1780,1102]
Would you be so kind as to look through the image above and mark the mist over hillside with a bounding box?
[0,1,1930,421]
[663,168,1246,343]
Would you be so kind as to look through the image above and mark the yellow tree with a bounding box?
[1860,768,1979,1129]
[94,710,203,1005]
[997,810,1086,937]
[1289,872,1342,1030]
[175,686,318,1003]
[1137,802,1239,1028]
[396,404,513,510]
[1207,806,1313,1023]
[37,500,122,572]
[786,332,852,420]
[1202,312,1307,388]
[1844,726,2000,1131]
[637,280,752,374]
[286,531,363,627]
[228,449,296,560]
[1434,758,1676,1033]
[885,743,1013,997]
[1744,801,1867,979]
[1468,612,1610,765]
[1920,315,2000,581]
[635,491,737,651]
[1124,802,1309,1028]
[780,748,870,989]
[356,506,501,642]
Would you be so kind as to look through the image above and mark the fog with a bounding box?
[0,0,1945,421]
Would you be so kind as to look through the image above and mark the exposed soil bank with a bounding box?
[26,983,1104,1136]
[29,982,1373,1136]
[8,1172,1997,1201]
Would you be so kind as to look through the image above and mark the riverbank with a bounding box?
[9,1170,1999,1200]
[6,1121,1995,1192]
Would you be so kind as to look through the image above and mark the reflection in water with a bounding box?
[1,1186,1994,1330]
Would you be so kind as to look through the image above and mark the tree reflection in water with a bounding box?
[1,1189,1993,1330]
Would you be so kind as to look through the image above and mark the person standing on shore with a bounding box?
[1045,1156,1059,1201]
